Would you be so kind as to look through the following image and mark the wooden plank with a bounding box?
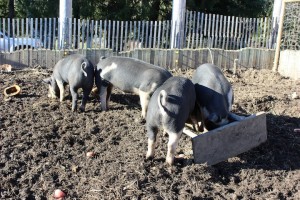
[165,21,170,49]
[230,16,235,49]
[86,19,91,49]
[116,21,119,51]
[141,20,145,48]
[153,21,157,49]
[120,21,124,51]
[157,21,161,49]
[214,14,218,48]
[222,16,227,49]
[145,21,149,48]
[149,21,153,48]
[77,19,81,49]
[161,21,166,49]
[137,21,141,48]
[48,18,52,49]
[134,21,137,44]
[199,13,204,48]
[16,19,20,51]
[247,18,253,47]
[104,20,107,48]
[208,14,212,48]
[124,21,128,50]
[218,15,223,48]
[129,21,132,49]
[192,112,267,165]
[108,20,111,49]
[112,20,115,51]
[191,11,196,49]
[187,11,192,48]
[195,12,200,48]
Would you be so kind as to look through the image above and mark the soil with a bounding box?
[0,65,300,200]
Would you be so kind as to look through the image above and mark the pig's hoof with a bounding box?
[79,106,85,112]
[138,116,146,124]
[145,154,154,160]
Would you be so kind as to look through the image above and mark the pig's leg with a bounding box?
[57,80,65,102]
[99,85,108,111]
[106,84,113,109]
[70,87,79,112]
[139,90,150,119]
[166,130,182,165]
[79,87,92,112]
[146,126,158,159]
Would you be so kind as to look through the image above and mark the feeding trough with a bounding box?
[3,85,21,97]
[183,112,267,165]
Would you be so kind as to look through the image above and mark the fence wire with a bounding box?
[281,1,300,50]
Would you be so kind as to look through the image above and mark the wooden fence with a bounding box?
[0,11,277,53]
[0,48,275,71]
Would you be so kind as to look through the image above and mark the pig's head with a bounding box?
[42,76,59,98]
[203,112,229,131]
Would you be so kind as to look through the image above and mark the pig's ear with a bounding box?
[42,77,52,85]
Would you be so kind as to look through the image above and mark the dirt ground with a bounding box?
[0,65,300,200]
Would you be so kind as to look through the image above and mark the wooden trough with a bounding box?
[183,112,267,165]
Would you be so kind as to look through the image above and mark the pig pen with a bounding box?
[0,66,300,199]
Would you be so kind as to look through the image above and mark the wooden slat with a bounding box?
[17,19,20,50]
[214,14,218,48]
[120,21,124,51]
[87,19,91,49]
[116,21,120,51]
[212,14,216,48]
[153,21,157,49]
[112,20,115,51]
[230,16,235,49]
[145,21,149,48]
[141,21,145,48]
[12,19,15,50]
[72,18,76,50]
[108,20,111,49]
[219,15,223,48]
[124,21,128,50]
[191,11,196,49]
[195,12,200,48]
[68,18,72,49]
[208,14,212,48]
[165,20,170,49]
[137,21,141,49]
[149,21,153,48]
[99,20,103,48]
[77,19,81,49]
[199,13,204,48]
[222,16,226,49]
[226,16,230,50]
[157,20,161,48]
[187,11,192,48]
[81,19,85,49]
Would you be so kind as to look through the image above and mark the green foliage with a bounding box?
[187,0,273,17]
[0,0,274,19]
[0,0,9,18]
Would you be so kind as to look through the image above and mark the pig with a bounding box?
[43,54,97,112]
[96,56,172,118]
[192,63,244,131]
[145,76,197,165]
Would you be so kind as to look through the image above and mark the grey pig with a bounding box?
[145,76,197,165]
[43,54,97,112]
[192,63,245,131]
[96,56,172,118]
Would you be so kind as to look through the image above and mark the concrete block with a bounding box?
[189,112,267,165]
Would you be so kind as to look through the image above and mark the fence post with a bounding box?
[170,0,186,49]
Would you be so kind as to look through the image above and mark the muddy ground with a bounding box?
[0,65,299,200]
